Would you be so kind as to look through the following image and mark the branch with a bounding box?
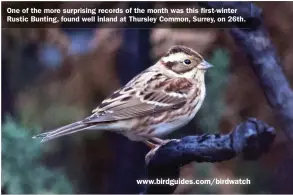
[144,118,275,194]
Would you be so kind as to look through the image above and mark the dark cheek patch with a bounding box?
[162,60,195,74]
[163,61,177,69]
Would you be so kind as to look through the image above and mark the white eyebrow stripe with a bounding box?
[162,52,187,63]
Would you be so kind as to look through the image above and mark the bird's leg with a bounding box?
[144,140,161,164]
[151,137,167,145]
[143,140,158,149]
[151,137,179,145]
[145,138,180,163]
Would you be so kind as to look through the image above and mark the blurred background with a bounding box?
[2,1,293,194]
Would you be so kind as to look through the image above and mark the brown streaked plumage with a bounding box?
[33,45,213,148]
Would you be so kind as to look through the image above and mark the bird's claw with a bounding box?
[145,139,180,164]
[145,145,160,164]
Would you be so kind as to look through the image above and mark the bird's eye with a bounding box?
[183,59,191,65]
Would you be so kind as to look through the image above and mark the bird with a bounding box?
[33,45,213,148]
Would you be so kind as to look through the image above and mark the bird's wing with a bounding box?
[83,76,193,124]
[33,75,193,143]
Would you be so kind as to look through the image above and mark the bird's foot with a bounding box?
[145,145,160,164]
[145,138,180,164]
[143,140,159,149]
[151,137,179,145]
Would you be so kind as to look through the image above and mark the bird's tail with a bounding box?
[33,121,96,143]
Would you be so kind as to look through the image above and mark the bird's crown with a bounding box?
[164,45,203,61]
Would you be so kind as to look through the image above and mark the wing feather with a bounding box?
[84,76,193,124]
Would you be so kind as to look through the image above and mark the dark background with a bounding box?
[2,1,293,194]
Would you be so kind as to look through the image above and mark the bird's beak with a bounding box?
[198,60,214,70]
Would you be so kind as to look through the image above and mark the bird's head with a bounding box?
[159,45,213,80]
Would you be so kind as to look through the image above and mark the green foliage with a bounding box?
[197,48,230,133]
[2,118,73,194]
